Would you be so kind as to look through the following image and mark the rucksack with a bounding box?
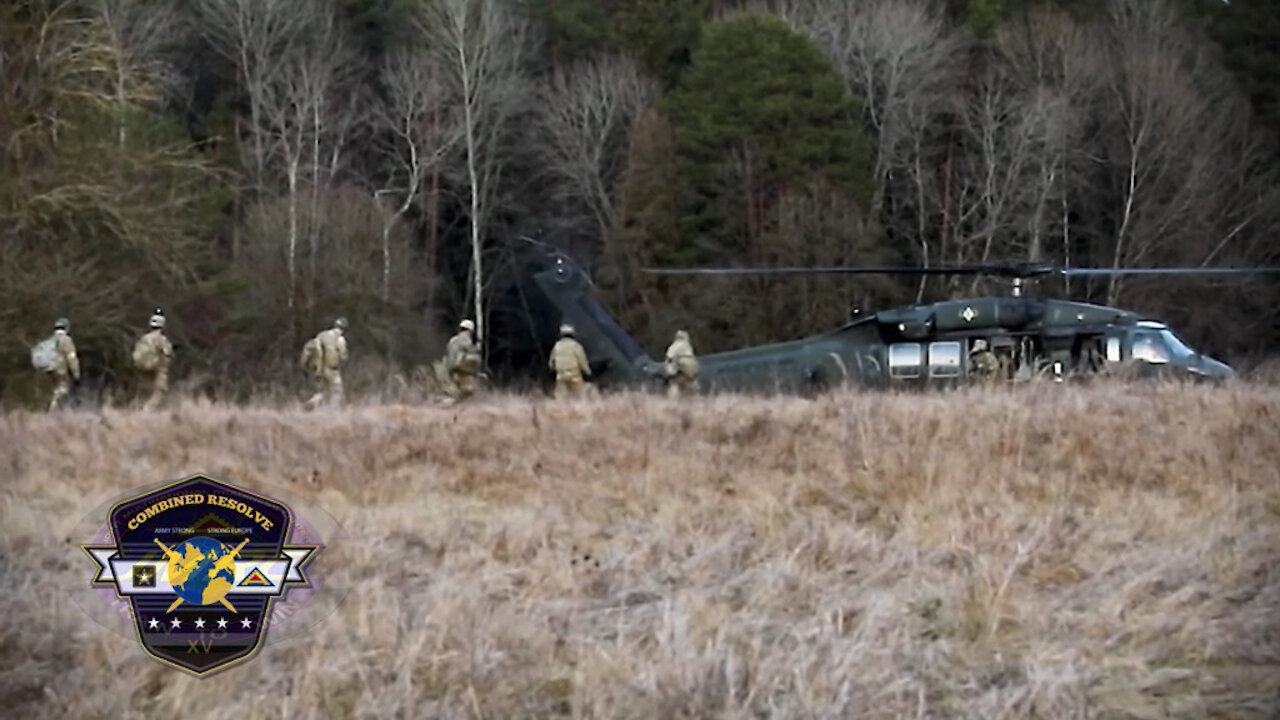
[31,335,59,372]
[675,355,699,376]
[132,335,160,371]
[300,337,321,374]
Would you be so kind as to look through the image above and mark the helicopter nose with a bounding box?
[1192,356,1233,381]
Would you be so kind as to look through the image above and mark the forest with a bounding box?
[3,0,1279,404]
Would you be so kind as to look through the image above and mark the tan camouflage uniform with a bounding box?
[549,324,591,399]
[664,329,699,397]
[970,339,1000,384]
[136,313,173,410]
[48,321,80,411]
[305,319,348,409]
[443,319,481,404]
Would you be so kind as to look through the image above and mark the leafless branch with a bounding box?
[538,52,659,241]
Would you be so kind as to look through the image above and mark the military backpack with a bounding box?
[300,337,322,374]
[132,335,162,371]
[31,335,59,372]
[674,355,699,376]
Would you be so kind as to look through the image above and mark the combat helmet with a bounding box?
[459,319,475,332]
[334,316,348,329]
[54,317,69,331]
[559,323,575,337]
[971,338,988,353]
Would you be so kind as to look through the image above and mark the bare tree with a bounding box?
[777,0,965,216]
[777,0,966,302]
[194,0,313,192]
[256,1,362,314]
[991,8,1098,285]
[374,43,461,304]
[88,0,183,148]
[1091,0,1271,304]
[416,0,532,362]
[948,63,1070,290]
[537,53,660,241]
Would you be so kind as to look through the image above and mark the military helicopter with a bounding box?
[517,243,1279,395]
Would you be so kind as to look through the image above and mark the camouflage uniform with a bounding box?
[969,339,1000,384]
[443,319,481,404]
[305,318,349,409]
[134,311,173,411]
[47,318,80,411]
[664,329,699,397]
[549,324,591,399]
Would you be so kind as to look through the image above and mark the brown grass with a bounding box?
[2,380,1279,719]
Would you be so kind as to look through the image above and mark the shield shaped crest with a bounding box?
[83,473,317,676]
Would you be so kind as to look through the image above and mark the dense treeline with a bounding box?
[2,0,1278,406]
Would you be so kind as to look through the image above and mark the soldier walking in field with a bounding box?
[442,318,481,405]
[549,323,591,399]
[664,329,699,397]
[301,317,349,409]
[132,308,173,410]
[32,317,80,411]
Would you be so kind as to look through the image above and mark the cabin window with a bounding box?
[927,341,961,377]
[888,343,922,379]
[1106,336,1121,363]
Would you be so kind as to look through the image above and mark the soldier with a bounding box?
[302,317,349,409]
[132,309,173,410]
[969,338,1000,383]
[442,319,481,405]
[664,329,699,397]
[36,317,80,411]
[548,323,591,399]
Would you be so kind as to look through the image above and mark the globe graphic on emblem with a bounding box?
[166,536,237,606]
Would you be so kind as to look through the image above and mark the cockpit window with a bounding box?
[1159,329,1196,360]
[1131,331,1170,364]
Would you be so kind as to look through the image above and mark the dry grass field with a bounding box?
[2,380,1279,719]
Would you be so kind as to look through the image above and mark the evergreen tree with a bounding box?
[663,12,875,265]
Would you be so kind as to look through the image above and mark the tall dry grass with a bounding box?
[1,380,1278,719]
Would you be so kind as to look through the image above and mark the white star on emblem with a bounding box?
[961,306,976,322]
[170,618,181,628]
[147,618,159,630]
[217,618,228,629]
[194,618,205,629]
[240,618,252,629]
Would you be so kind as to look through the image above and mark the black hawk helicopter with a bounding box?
[518,244,1279,395]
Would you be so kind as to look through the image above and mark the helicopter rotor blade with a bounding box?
[1057,267,1280,277]
[642,264,1280,279]
[640,265,1012,276]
